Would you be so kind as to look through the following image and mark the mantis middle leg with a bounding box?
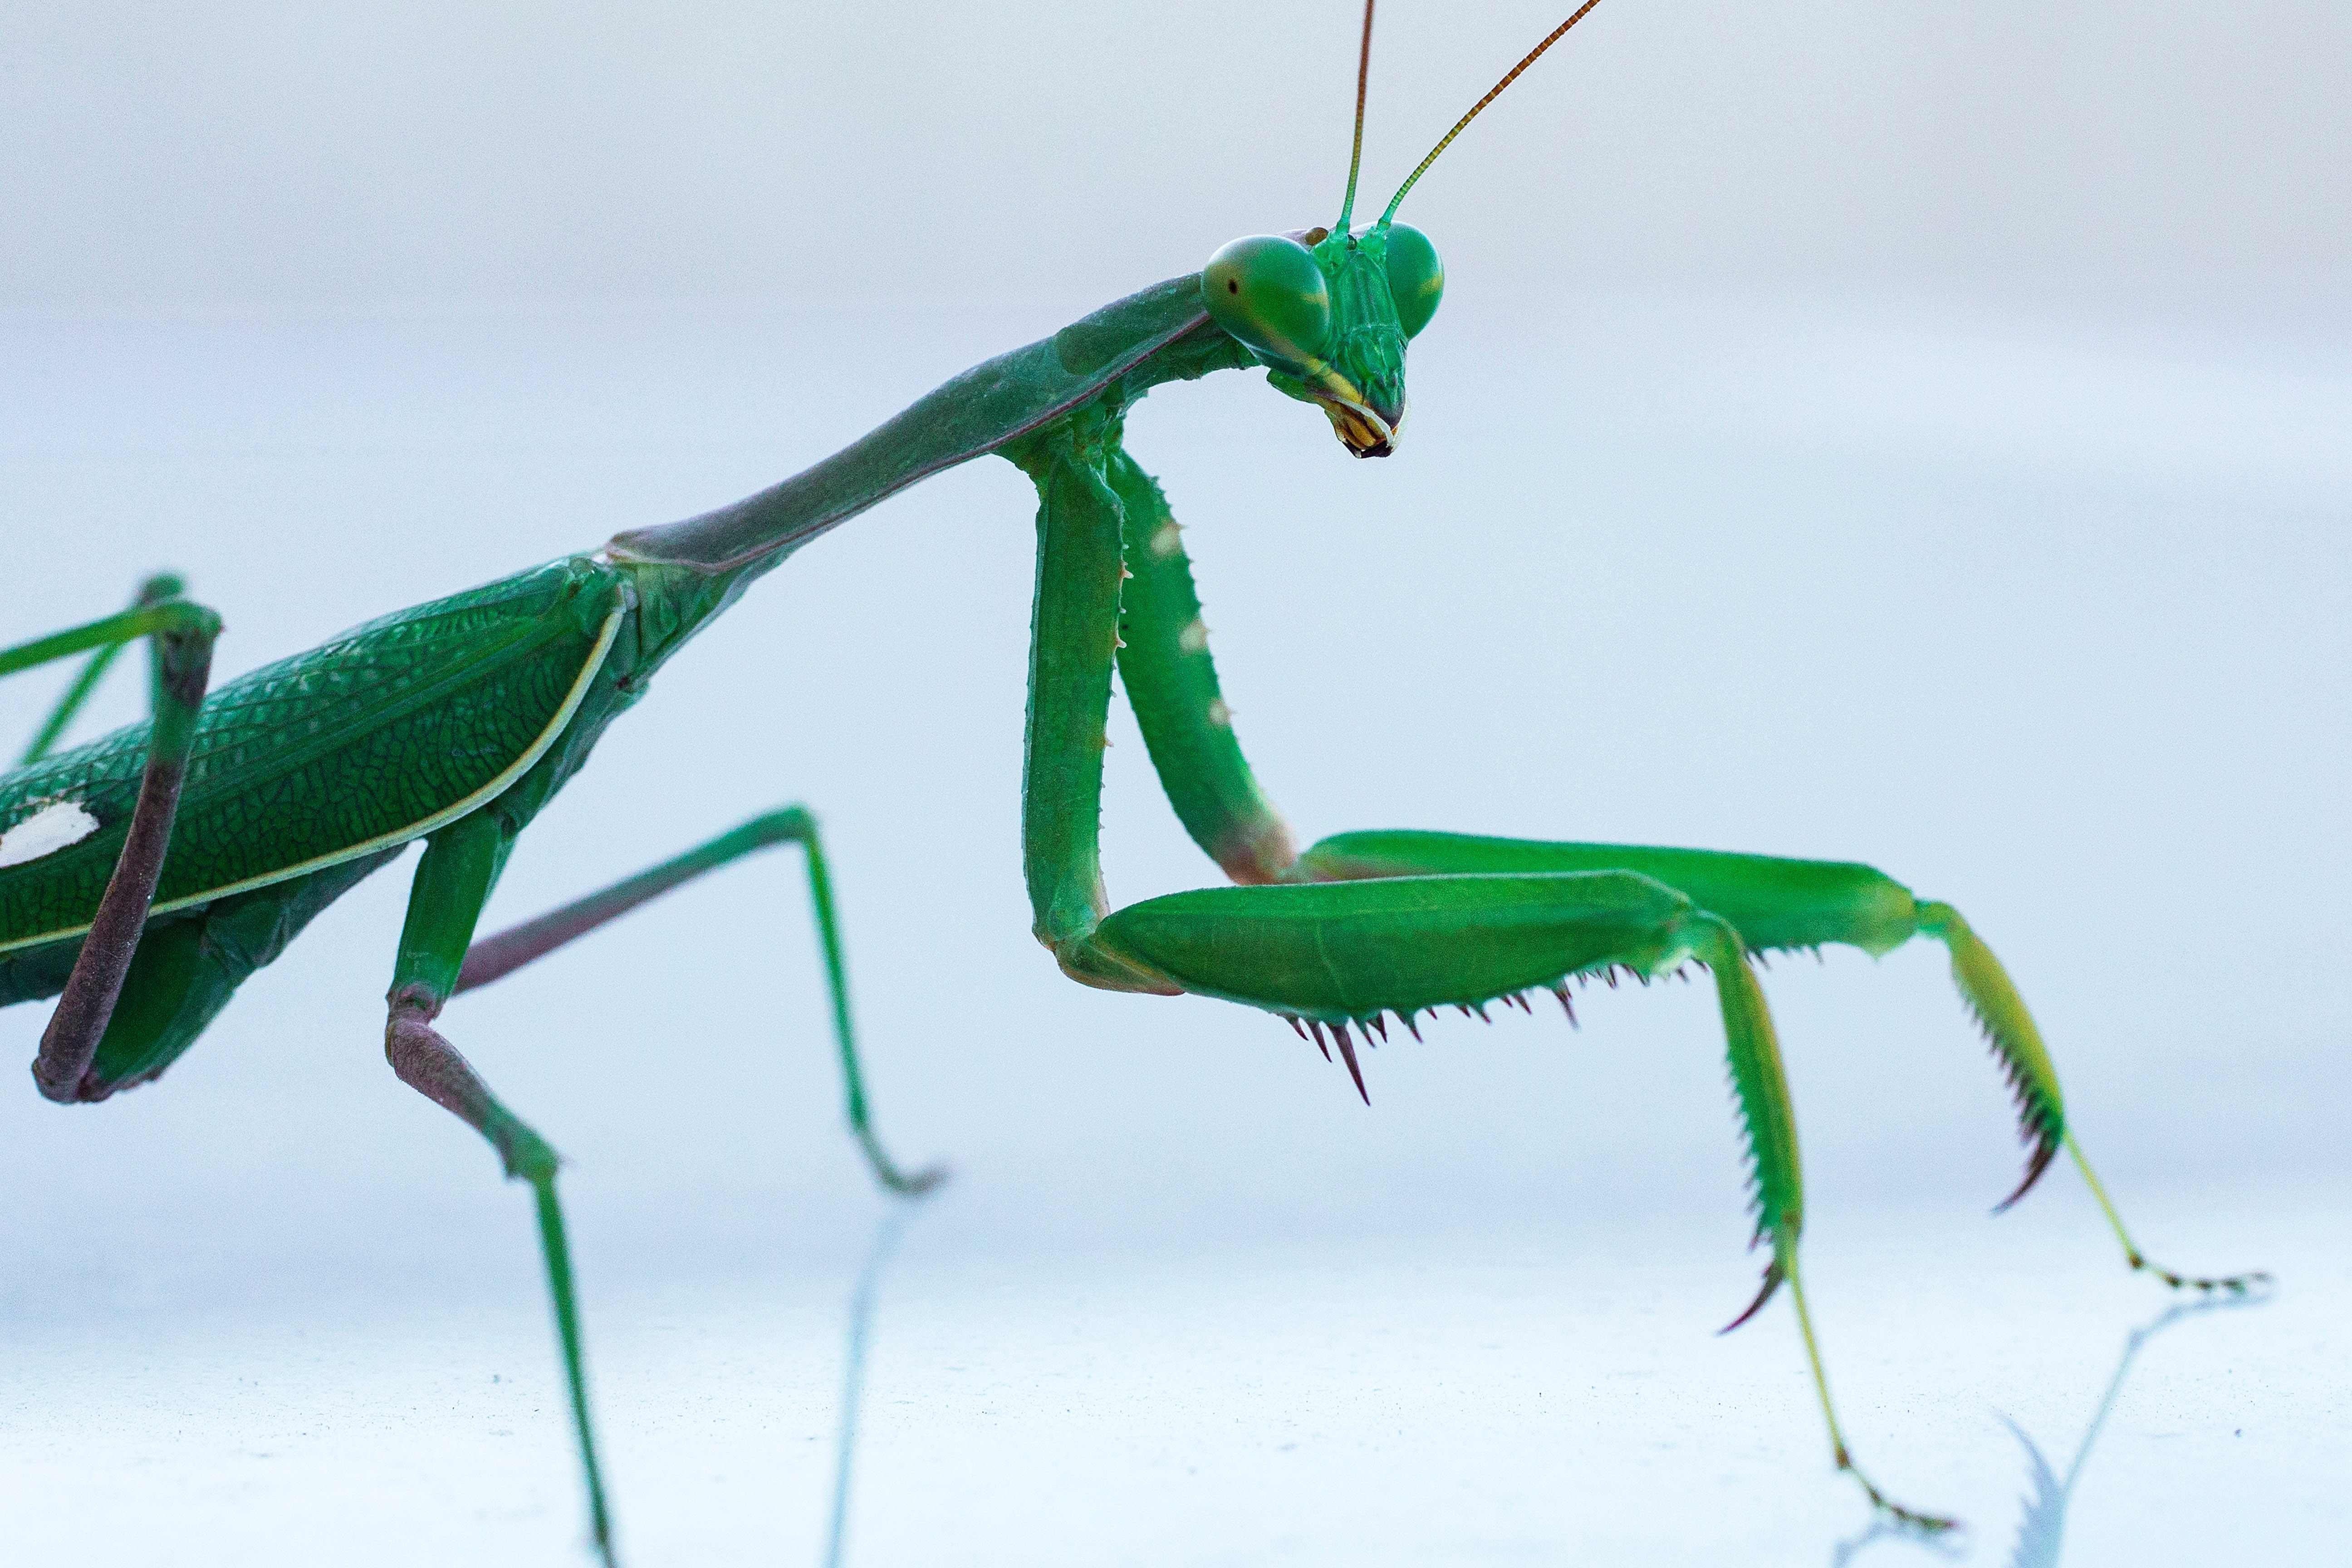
[453,803,942,1194]
[380,799,941,1563]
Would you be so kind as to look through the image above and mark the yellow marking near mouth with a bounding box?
[1315,394,1396,456]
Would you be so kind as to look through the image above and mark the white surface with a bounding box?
[0,1179,2339,1566]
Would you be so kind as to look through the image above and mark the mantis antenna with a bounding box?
[1334,0,1378,234]
[1380,0,1605,225]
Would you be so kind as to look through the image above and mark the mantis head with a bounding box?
[1198,0,1603,458]
[1203,223,1438,458]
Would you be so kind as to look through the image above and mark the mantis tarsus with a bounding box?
[0,3,2270,1555]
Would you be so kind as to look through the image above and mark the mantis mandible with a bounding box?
[0,3,2269,1555]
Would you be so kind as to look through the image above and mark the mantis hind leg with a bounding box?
[1298,830,2268,1295]
[43,850,407,1101]
[453,804,941,1195]
[2,587,223,1101]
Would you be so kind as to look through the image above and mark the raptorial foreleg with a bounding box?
[1010,421,1945,1525]
[1076,870,1952,1529]
[1296,831,2269,1295]
[1105,448,1295,885]
[1066,438,2255,1528]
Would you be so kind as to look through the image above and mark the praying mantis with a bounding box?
[0,2,2274,1558]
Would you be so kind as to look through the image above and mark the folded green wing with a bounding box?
[0,557,625,956]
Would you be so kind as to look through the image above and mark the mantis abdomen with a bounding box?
[0,557,626,977]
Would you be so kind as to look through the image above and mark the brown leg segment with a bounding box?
[32,600,221,1102]
[384,814,621,1565]
[386,985,614,1567]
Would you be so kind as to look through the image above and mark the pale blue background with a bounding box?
[2,4,2346,1563]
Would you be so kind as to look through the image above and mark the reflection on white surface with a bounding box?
[822,1197,925,1568]
[1829,1293,2274,1568]
[0,1176,2339,1566]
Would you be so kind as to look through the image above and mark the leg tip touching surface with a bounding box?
[2132,1254,2275,1300]
[885,1163,952,1199]
[1839,1448,1961,1539]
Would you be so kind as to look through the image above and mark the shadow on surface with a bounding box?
[821,1195,930,1568]
[1831,1292,2271,1567]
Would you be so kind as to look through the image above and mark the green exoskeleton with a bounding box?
[0,2,2266,1554]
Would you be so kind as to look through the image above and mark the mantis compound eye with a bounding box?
[1382,223,1444,338]
[1202,235,1333,369]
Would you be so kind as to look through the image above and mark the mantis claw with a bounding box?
[1990,1132,2062,1215]
[1717,1258,1786,1336]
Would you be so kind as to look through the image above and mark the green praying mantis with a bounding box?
[0,2,2271,1556]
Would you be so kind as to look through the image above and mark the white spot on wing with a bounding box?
[0,799,101,869]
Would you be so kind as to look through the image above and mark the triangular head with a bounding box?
[1196,0,1604,457]
[1202,223,1441,456]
